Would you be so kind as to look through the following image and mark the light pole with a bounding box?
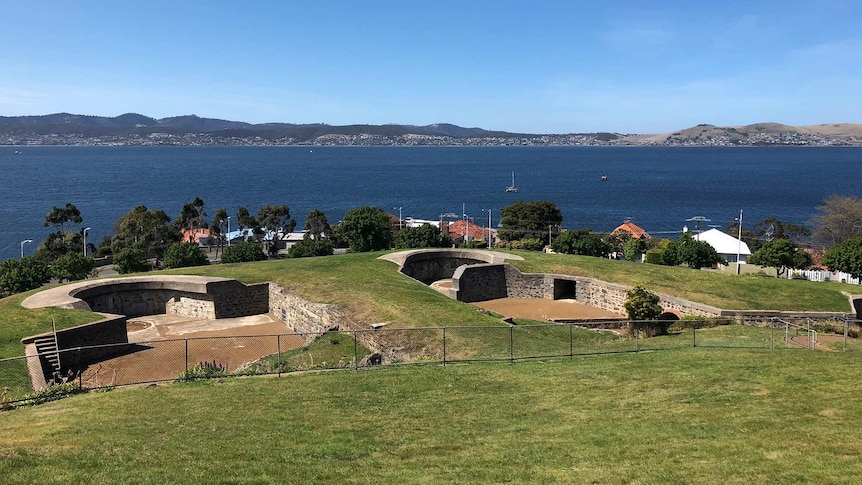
[394,207,402,230]
[686,216,710,238]
[20,239,32,258]
[482,209,492,249]
[736,209,743,275]
[227,217,231,247]
[82,227,91,257]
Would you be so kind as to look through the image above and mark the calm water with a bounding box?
[1,145,860,261]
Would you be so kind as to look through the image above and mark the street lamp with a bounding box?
[482,209,492,249]
[227,217,231,247]
[20,239,32,258]
[82,227,91,257]
[735,209,743,275]
[394,206,402,230]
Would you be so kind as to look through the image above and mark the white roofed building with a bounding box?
[693,228,752,264]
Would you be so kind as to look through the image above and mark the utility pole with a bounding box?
[736,209,743,275]
[686,216,710,237]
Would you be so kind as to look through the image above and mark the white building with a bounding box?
[693,228,752,264]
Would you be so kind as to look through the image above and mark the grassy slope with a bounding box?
[1,250,856,359]
[2,347,861,484]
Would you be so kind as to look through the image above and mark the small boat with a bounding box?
[506,171,519,192]
[601,173,607,182]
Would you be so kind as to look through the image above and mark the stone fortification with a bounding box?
[268,284,342,344]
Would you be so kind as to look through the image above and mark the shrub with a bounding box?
[644,249,663,265]
[0,256,51,298]
[288,239,334,258]
[624,285,669,337]
[221,241,267,263]
[113,247,151,274]
[51,253,95,282]
[176,361,227,382]
[164,242,209,269]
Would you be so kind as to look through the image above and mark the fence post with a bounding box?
[844,317,849,353]
[77,348,82,389]
[771,320,774,350]
[510,326,514,363]
[353,330,358,370]
[569,324,573,360]
[442,327,447,366]
[692,322,697,348]
[635,322,639,353]
[185,339,189,375]
[277,334,282,377]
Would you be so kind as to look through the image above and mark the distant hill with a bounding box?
[0,113,525,141]
[619,122,862,146]
[0,113,859,146]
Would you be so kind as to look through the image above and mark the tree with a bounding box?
[236,206,260,241]
[287,239,334,258]
[337,206,393,252]
[38,203,84,262]
[304,209,333,242]
[394,224,452,249]
[753,218,810,243]
[623,237,647,262]
[112,205,181,267]
[51,253,94,282]
[113,247,151,274]
[812,195,862,246]
[678,233,725,269]
[164,242,209,269]
[822,236,862,280]
[175,197,206,241]
[497,201,563,245]
[221,241,268,263]
[35,231,82,263]
[210,207,228,260]
[551,229,609,257]
[44,203,83,233]
[0,257,51,298]
[749,238,812,277]
[256,204,296,257]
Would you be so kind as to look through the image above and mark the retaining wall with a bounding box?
[269,284,343,344]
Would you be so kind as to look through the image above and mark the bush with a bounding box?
[644,249,663,265]
[51,253,95,282]
[176,361,227,382]
[113,247,151,274]
[164,242,209,269]
[624,285,669,337]
[288,239,334,258]
[506,237,544,251]
[0,256,51,297]
[221,241,267,263]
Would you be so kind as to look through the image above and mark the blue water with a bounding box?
[1,145,860,261]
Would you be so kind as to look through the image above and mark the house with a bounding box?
[181,228,211,246]
[693,228,752,263]
[448,219,494,244]
[611,220,652,239]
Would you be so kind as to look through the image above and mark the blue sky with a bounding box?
[1,1,859,133]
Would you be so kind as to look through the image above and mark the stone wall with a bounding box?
[269,283,343,344]
[21,315,130,368]
[453,264,508,302]
[165,293,216,319]
[401,253,489,284]
[212,282,269,318]
[84,289,178,318]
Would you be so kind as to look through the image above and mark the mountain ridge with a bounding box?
[0,113,860,146]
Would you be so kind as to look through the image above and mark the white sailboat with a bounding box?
[506,171,519,192]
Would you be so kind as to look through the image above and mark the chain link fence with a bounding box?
[2,318,858,406]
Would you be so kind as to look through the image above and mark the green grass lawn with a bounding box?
[2,347,861,484]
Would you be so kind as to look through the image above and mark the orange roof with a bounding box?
[181,228,211,243]
[448,219,492,240]
[612,221,651,239]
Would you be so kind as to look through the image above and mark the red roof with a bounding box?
[448,219,492,240]
[612,221,651,239]
[181,228,211,244]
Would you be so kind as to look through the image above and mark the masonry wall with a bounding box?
[269,283,343,344]
[213,283,269,318]
[402,256,488,284]
[454,264,508,302]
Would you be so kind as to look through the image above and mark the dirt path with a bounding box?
[472,298,623,321]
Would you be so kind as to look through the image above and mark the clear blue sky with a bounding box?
[1,1,859,134]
